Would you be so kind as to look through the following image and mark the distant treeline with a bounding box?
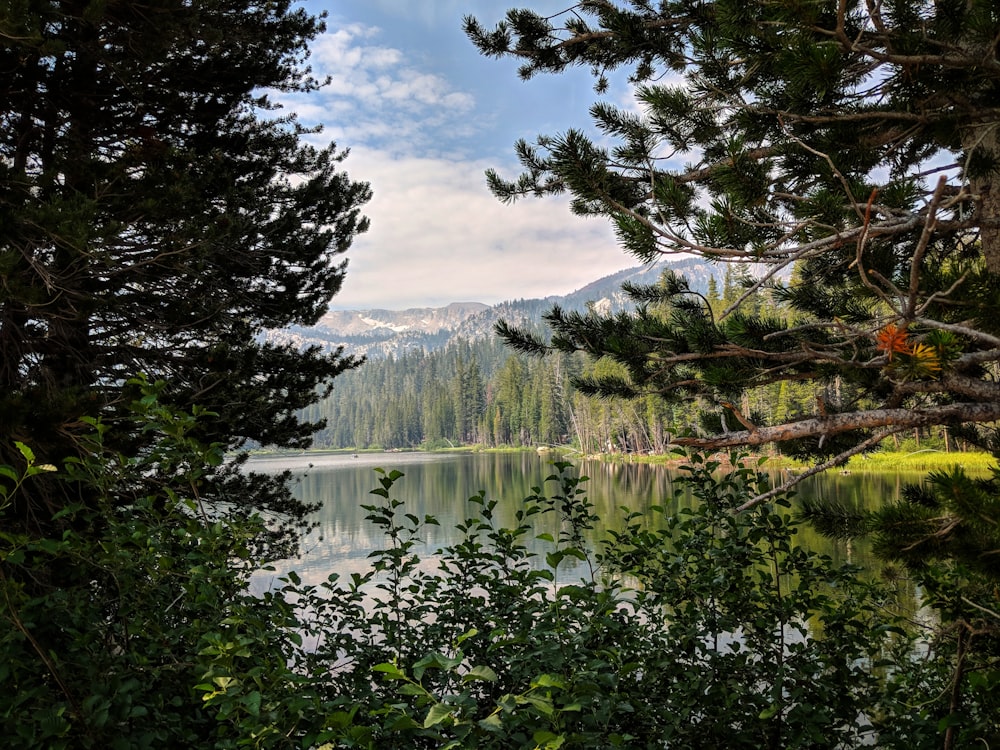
[305,336,850,453]
[305,272,966,455]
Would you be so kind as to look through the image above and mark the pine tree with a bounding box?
[705,274,722,318]
[1,1,370,531]
[469,0,1000,504]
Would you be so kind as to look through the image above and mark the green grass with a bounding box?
[844,450,996,473]
[253,445,997,475]
[587,449,996,475]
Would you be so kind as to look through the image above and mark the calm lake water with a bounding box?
[247,451,935,592]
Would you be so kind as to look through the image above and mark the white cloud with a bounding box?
[278,23,477,158]
[330,148,630,310]
[273,7,636,311]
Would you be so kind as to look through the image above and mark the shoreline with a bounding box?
[249,445,996,473]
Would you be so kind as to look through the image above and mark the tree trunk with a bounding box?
[964,123,1000,274]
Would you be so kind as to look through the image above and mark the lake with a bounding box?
[247,451,933,592]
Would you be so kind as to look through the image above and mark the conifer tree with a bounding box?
[468,0,1000,504]
[1,1,370,531]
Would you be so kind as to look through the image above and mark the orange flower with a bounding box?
[875,324,910,360]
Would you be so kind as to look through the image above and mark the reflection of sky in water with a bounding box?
[249,452,610,594]
[247,452,927,596]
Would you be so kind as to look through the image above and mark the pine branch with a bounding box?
[494,319,550,356]
[798,498,873,540]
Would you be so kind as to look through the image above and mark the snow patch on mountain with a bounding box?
[266,258,769,359]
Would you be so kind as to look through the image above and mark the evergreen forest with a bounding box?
[310,267,965,456]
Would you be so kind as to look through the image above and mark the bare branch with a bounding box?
[671,401,1000,450]
[961,596,1000,622]
[779,116,861,218]
[736,426,907,511]
[854,188,903,308]
[916,319,1000,348]
[915,269,970,317]
[906,176,948,318]
[897,373,1000,402]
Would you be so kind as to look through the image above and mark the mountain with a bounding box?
[312,301,489,336]
[266,302,486,357]
[267,258,728,359]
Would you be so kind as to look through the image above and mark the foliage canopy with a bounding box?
[9,397,993,747]
[466,0,1000,502]
[0,0,370,530]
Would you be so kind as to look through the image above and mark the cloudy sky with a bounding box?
[286,0,637,310]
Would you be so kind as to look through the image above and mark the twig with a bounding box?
[906,176,948,318]
[854,188,903,307]
[961,596,1000,622]
[779,114,861,218]
[1,569,82,721]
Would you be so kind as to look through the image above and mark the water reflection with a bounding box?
[248,452,944,594]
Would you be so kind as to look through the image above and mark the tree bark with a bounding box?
[964,122,1000,274]
[671,401,1000,450]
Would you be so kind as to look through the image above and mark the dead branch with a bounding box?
[672,401,1000,451]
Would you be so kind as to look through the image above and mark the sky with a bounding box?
[283,0,639,310]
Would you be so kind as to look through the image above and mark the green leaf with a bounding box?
[478,713,504,731]
[414,651,463,673]
[373,663,407,680]
[242,691,262,716]
[531,674,565,689]
[14,441,35,462]
[388,715,421,731]
[455,627,478,645]
[464,665,498,683]
[520,695,555,716]
[532,730,565,749]
[938,713,961,730]
[423,703,453,728]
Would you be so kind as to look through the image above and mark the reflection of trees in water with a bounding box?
[264,454,921,601]
[793,470,929,572]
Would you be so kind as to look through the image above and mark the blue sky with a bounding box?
[284,0,636,310]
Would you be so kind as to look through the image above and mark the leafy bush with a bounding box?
[299,455,897,749]
[3,389,997,747]
[0,383,315,748]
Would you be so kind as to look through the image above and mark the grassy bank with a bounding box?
[569,448,997,474]
[843,449,997,473]
[254,445,997,474]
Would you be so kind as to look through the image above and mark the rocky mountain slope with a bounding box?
[267,258,723,359]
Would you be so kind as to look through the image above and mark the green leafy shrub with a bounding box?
[0,382,319,748]
[293,455,907,748]
[4,387,995,747]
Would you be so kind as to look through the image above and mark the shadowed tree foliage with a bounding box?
[470,12,1000,738]
[467,0,1000,507]
[1,0,370,534]
[804,466,1000,576]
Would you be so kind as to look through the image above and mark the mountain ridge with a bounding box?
[268,258,723,359]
